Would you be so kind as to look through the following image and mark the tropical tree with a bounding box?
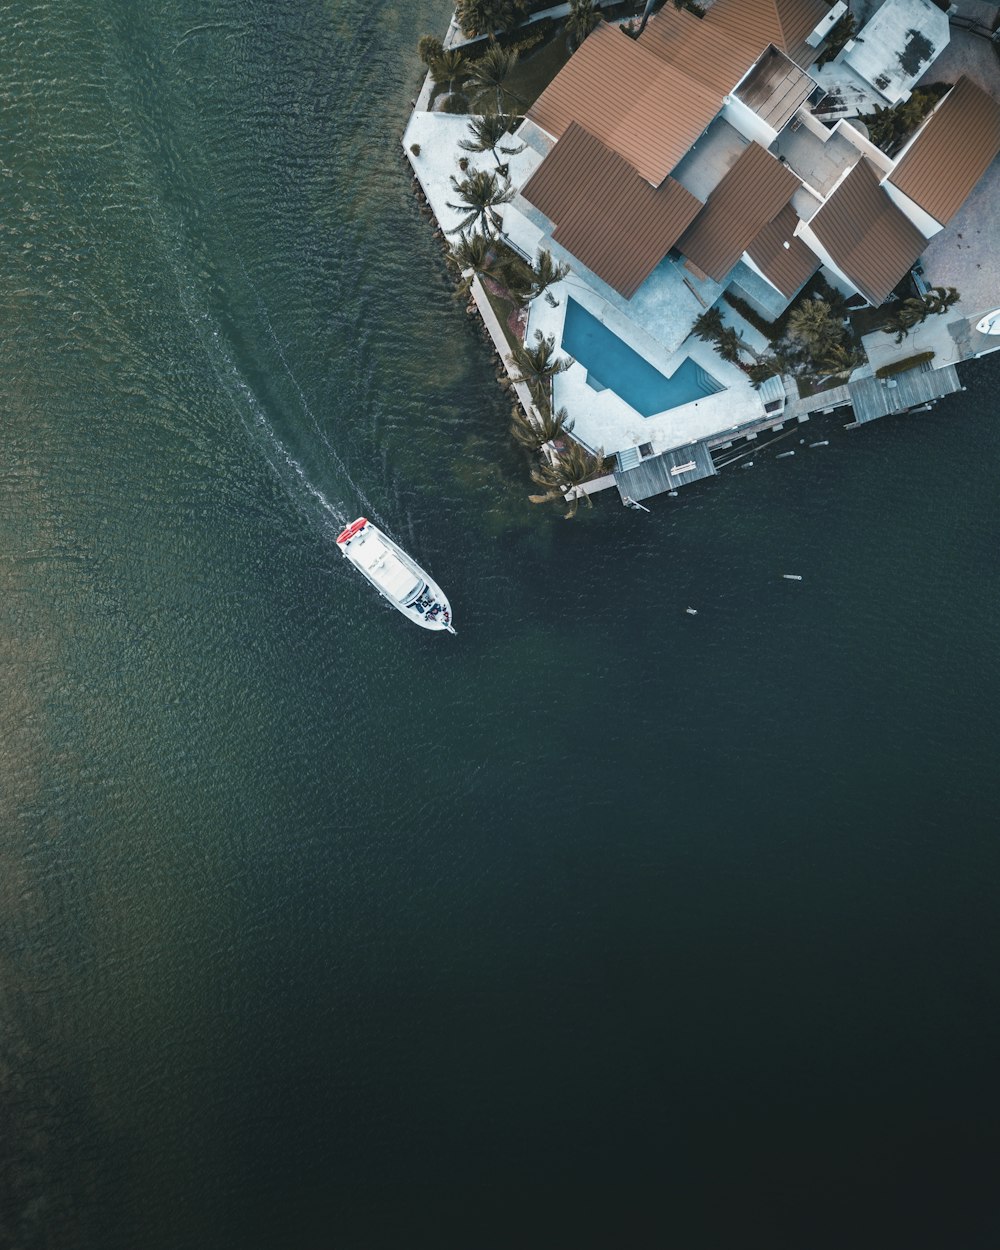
[880,286,960,343]
[924,285,960,316]
[449,230,515,295]
[456,0,526,38]
[747,356,783,388]
[814,341,865,378]
[458,113,525,170]
[692,307,725,344]
[529,440,610,519]
[566,0,601,50]
[526,248,571,305]
[715,325,759,365]
[418,35,444,66]
[510,403,574,451]
[787,298,846,359]
[466,42,522,113]
[507,331,573,405]
[429,49,469,96]
[446,168,514,237]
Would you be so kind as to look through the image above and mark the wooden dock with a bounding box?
[847,363,962,426]
[615,442,717,502]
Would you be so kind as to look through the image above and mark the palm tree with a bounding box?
[882,286,960,342]
[429,49,468,96]
[466,42,522,113]
[507,331,573,404]
[526,249,571,305]
[692,307,725,344]
[566,0,601,49]
[747,356,782,388]
[714,325,759,365]
[510,403,574,451]
[924,285,960,316]
[787,298,846,359]
[529,440,610,519]
[450,230,515,295]
[446,168,514,237]
[881,300,925,344]
[456,0,526,38]
[458,113,525,170]
[814,341,865,378]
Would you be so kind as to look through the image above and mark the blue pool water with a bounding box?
[562,298,724,417]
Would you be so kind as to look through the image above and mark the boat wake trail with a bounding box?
[212,327,350,529]
[91,65,377,540]
[207,181,386,529]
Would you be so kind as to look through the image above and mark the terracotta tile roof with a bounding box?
[520,123,702,299]
[746,202,821,296]
[888,75,1000,225]
[810,158,926,305]
[676,142,800,282]
[526,22,722,185]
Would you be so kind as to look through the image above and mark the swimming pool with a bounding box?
[561,299,724,418]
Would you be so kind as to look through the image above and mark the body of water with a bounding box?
[2,3,999,1247]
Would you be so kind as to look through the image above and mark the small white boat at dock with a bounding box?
[336,518,454,633]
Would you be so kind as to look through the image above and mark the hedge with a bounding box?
[876,351,935,379]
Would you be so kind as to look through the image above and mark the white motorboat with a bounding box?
[336,517,455,633]
[975,308,1000,336]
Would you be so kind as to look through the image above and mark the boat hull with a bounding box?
[336,518,454,632]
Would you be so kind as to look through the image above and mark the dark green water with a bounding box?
[2,3,999,1247]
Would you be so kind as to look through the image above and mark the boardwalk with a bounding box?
[847,362,963,425]
[615,442,717,502]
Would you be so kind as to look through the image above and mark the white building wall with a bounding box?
[881,179,943,238]
[832,119,894,175]
[721,95,778,149]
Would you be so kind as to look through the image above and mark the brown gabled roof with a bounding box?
[520,123,702,299]
[810,158,926,305]
[526,22,721,185]
[676,142,800,282]
[707,0,831,68]
[746,202,821,297]
[641,0,829,82]
[637,5,760,95]
[888,75,1000,225]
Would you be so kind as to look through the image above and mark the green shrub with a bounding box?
[876,351,935,378]
[418,35,444,65]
